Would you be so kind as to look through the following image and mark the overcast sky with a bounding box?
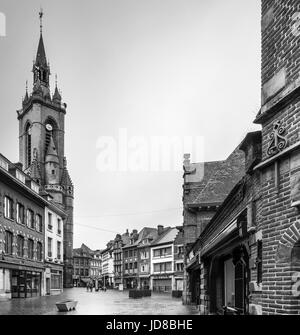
[0,0,261,250]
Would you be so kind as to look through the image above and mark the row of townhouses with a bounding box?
[72,226,184,294]
[180,0,300,315]
[0,16,74,300]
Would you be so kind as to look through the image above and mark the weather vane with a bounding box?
[39,8,44,34]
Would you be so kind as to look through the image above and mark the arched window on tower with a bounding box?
[25,123,32,168]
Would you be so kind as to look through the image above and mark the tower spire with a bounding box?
[32,8,50,90]
[39,8,43,35]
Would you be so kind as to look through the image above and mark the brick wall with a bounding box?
[258,0,300,315]
[261,0,300,103]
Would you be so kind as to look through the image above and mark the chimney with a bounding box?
[183,154,191,168]
[158,225,164,235]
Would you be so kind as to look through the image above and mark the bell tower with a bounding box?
[17,10,74,288]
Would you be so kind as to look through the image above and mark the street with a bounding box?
[0,288,199,315]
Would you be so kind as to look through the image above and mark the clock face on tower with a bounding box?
[46,124,53,131]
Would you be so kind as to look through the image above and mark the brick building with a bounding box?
[252,0,300,315]
[173,230,184,293]
[122,230,139,289]
[72,244,93,287]
[112,231,130,289]
[44,202,65,295]
[0,154,66,299]
[180,147,245,305]
[185,132,262,314]
[90,249,102,287]
[101,241,114,288]
[136,227,158,290]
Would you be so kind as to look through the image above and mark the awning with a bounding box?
[201,219,238,256]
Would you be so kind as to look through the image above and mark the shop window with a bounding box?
[28,239,34,259]
[17,235,24,257]
[16,203,25,224]
[51,273,62,290]
[4,230,13,255]
[4,196,13,220]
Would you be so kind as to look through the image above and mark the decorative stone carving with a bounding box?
[267,121,288,156]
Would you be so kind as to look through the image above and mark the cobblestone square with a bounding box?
[0,288,199,315]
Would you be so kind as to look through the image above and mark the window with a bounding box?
[17,235,24,257]
[124,251,128,258]
[154,247,172,258]
[48,212,52,230]
[125,263,128,270]
[85,269,89,276]
[153,262,172,273]
[57,219,61,235]
[28,239,34,260]
[37,242,42,261]
[51,274,62,290]
[257,240,263,285]
[26,209,34,229]
[134,262,137,269]
[4,196,13,219]
[36,214,43,232]
[48,237,52,257]
[25,123,32,167]
[16,203,25,224]
[57,241,61,260]
[4,230,13,255]
[176,263,184,272]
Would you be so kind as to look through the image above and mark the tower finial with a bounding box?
[39,8,44,34]
[55,74,58,88]
[26,80,28,93]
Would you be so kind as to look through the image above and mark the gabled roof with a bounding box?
[151,227,178,246]
[191,147,245,206]
[123,227,158,248]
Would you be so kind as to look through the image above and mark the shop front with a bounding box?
[11,269,42,298]
[152,275,173,293]
[139,275,150,289]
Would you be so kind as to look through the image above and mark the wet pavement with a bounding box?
[0,288,199,315]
